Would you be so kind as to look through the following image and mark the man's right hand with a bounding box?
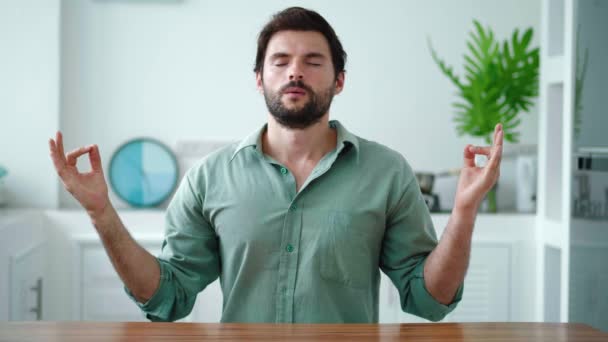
[49,131,110,219]
[50,132,161,302]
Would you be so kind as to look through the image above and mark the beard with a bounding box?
[263,80,335,129]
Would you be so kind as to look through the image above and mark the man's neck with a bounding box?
[262,115,337,167]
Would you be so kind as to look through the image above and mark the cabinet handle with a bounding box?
[29,278,43,320]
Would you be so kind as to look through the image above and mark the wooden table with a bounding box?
[1,322,607,341]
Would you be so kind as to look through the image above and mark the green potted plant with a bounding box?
[428,20,540,212]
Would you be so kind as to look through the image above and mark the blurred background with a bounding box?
[0,0,606,332]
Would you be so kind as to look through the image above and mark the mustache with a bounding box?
[279,80,313,94]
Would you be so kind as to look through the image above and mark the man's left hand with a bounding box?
[453,123,504,212]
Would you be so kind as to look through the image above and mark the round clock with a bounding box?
[108,138,179,208]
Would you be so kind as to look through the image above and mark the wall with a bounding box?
[0,0,60,208]
[1,0,540,209]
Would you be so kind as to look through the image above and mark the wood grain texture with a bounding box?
[0,322,607,341]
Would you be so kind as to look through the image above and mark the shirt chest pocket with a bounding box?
[319,211,378,289]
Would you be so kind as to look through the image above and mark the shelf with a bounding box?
[543,55,564,84]
[432,213,536,243]
[540,220,565,249]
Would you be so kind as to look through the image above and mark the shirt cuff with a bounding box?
[411,257,464,322]
[123,257,172,321]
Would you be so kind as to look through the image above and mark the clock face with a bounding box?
[109,138,178,208]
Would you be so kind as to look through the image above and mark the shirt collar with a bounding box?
[230,119,359,161]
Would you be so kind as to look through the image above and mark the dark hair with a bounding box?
[253,7,347,80]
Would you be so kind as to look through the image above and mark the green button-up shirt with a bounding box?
[125,120,463,323]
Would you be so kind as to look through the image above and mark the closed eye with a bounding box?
[273,62,321,67]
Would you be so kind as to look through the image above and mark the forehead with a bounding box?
[265,30,331,59]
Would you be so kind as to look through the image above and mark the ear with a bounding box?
[334,71,345,95]
[255,71,264,94]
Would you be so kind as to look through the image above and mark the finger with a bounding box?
[463,144,476,168]
[488,129,504,171]
[493,124,503,147]
[66,145,94,167]
[56,131,67,164]
[49,138,67,173]
[468,146,492,156]
[491,125,504,160]
[88,145,103,173]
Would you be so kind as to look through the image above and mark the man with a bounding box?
[49,7,503,323]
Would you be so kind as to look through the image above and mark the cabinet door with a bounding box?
[79,243,170,321]
[379,272,400,323]
[192,279,223,322]
[9,243,46,321]
[78,240,226,322]
[400,244,511,323]
[1,212,46,321]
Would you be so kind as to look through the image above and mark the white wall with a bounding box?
[0,0,60,208]
[2,0,540,209]
[58,0,541,209]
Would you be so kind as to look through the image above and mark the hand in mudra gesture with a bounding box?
[49,131,110,217]
[453,123,504,212]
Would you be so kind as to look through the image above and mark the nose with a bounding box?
[288,61,304,81]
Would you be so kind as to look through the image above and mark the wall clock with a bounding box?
[108,138,178,208]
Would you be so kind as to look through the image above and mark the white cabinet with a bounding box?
[394,244,511,323]
[192,277,223,322]
[76,241,162,321]
[76,240,514,324]
[61,207,227,323]
[9,244,46,321]
[35,210,536,322]
[380,214,535,323]
[0,210,47,321]
[74,239,224,322]
[440,244,511,322]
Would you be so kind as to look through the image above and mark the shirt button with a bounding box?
[286,244,294,253]
[280,167,288,175]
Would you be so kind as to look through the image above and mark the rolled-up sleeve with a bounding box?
[124,167,220,322]
[380,159,463,322]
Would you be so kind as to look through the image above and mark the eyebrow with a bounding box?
[269,52,327,60]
